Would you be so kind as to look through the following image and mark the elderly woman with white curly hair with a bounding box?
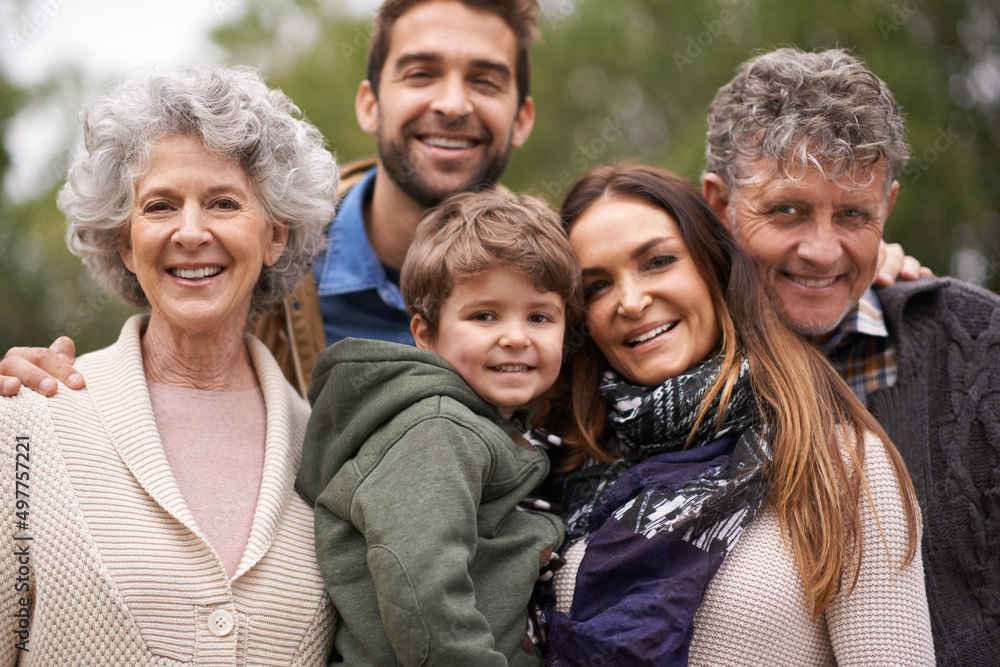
[0,66,338,665]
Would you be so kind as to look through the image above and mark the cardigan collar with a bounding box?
[77,314,306,580]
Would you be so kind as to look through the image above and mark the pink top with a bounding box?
[148,382,266,578]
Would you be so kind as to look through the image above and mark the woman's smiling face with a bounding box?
[120,134,286,337]
[569,196,722,386]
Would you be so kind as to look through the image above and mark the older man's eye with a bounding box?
[838,209,875,228]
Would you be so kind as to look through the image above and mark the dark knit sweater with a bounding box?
[872,277,1000,667]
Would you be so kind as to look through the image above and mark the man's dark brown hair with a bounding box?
[366,0,540,108]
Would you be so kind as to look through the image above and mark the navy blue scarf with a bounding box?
[547,357,772,666]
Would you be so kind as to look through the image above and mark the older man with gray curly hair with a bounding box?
[0,65,339,665]
[702,47,1000,667]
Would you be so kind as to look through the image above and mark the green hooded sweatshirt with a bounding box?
[297,338,563,666]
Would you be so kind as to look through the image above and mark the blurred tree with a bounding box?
[521,0,998,289]
[214,0,999,289]
[2,0,997,350]
[0,70,137,353]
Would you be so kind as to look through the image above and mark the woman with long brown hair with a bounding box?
[544,164,932,665]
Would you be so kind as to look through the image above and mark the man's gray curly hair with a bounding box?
[704,47,909,193]
[58,65,339,320]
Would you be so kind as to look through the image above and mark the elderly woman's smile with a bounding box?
[121,134,287,336]
[3,66,339,663]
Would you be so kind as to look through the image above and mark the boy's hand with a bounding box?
[0,337,85,396]
[539,545,553,570]
[875,240,933,286]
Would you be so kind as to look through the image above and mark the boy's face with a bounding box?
[411,267,565,419]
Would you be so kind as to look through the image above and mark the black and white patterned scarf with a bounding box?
[597,356,772,551]
[547,357,774,665]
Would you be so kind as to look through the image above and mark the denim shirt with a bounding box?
[313,167,414,346]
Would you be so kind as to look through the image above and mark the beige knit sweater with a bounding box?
[0,315,334,666]
[554,432,935,666]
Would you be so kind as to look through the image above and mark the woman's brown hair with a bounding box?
[556,163,918,616]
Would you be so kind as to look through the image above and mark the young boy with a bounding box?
[296,191,582,666]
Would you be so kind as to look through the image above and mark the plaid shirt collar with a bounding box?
[819,287,890,354]
[818,287,896,405]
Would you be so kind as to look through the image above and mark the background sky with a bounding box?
[0,0,381,201]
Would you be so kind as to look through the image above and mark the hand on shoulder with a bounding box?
[0,337,84,396]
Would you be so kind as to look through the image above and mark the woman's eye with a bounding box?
[215,199,239,210]
[647,255,675,270]
[144,201,171,213]
[583,281,608,301]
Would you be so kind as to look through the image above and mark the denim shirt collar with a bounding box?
[313,167,405,309]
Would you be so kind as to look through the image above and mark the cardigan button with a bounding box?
[208,609,234,637]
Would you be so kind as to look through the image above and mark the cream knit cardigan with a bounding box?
[554,431,935,666]
[0,315,333,666]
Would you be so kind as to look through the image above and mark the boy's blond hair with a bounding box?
[401,190,582,336]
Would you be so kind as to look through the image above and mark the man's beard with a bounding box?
[772,290,860,343]
[377,122,513,209]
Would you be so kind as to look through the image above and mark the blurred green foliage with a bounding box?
[2,0,997,352]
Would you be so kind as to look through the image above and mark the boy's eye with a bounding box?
[470,312,495,321]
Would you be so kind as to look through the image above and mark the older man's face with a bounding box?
[709,164,898,343]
